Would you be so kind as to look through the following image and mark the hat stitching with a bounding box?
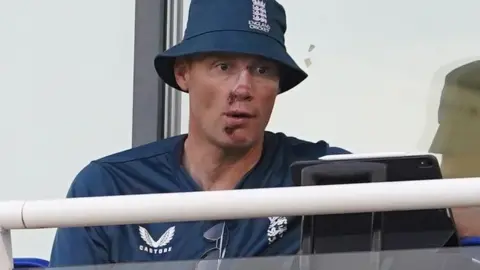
[183,29,285,49]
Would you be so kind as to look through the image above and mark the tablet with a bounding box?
[291,153,460,254]
[291,152,442,186]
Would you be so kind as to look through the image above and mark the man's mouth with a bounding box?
[224,111,254,119]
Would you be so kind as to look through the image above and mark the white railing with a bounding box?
[2,178,480,269]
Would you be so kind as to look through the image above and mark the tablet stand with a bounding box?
[299,162,387,270]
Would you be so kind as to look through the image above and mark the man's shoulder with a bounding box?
[265,131,351,159]
[67,135,186,198]
[95,134,186,164]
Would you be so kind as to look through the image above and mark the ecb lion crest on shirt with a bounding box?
[267,216,288,244]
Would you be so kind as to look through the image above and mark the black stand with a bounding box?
[299,162,387,270]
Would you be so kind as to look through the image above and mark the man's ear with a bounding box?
[173,57,190,92]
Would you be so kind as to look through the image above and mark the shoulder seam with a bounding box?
[95,151,171,165]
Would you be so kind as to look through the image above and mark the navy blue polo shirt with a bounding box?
[49,132,350,267]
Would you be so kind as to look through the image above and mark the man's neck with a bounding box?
[182,134,263,191]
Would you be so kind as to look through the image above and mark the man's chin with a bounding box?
[219,131,256,149]
[220,137,255,149]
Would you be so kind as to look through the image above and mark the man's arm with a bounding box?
[439,155,480,245]
[49,162,112,267]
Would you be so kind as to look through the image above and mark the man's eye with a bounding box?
[257,66,268,74]
[217,63,229,71]
[254,65,275,75]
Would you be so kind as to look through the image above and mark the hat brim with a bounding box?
[154,30,307,93]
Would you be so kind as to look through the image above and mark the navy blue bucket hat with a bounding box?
[154,0,308,93]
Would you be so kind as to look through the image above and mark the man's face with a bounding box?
[174,52,280,149]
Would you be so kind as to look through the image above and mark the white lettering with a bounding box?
[139,245,173,255]
[248,20,270,33]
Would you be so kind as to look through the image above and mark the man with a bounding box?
[429,60,480,243]
[49,0,350,267]
[50,0,480,267]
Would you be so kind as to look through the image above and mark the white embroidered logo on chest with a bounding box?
[138,226,175,255]
[267,216,288,244]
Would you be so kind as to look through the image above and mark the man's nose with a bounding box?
[230,69,253,101]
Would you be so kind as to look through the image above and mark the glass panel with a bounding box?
[179,0,480,165]
[177,0,480,238]
[24,247,480,270]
